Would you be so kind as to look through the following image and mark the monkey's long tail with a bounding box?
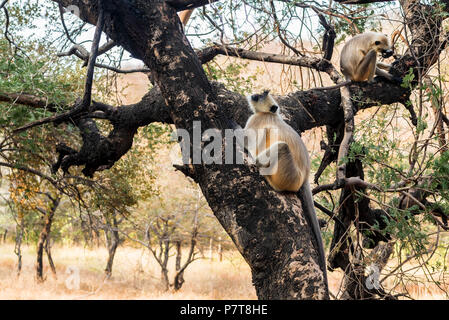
[298,182,329,290]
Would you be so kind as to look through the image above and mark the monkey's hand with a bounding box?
[391,76,403,85]
[374,75,403,85]
[255,156,271,168]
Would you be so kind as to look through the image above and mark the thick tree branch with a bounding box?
[199,44,341,83]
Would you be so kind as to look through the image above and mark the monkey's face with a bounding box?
[247,90,279,114]
[372,35,393,58]
[250,90,269,103]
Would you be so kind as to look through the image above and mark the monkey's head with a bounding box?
[371,33,394,58]
[247,90,279,114]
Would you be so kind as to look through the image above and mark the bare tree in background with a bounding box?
[35,193,61,281]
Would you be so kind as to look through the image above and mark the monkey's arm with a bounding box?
[254,141,284,169]
[240,128,258,163]
[376,61,391,70]
[375,67,402,84]
[375,68,393,79]
[356,49,377,82]
[311,80,352,91]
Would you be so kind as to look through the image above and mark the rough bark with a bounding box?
[14,221,23,276]
[161,239,170,291]
[45,236,57,277]
[174,240,185,290]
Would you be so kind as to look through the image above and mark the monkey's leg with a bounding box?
[255,142,284,168]
[354,49,377,82]
[257,142,301,190]
[375,68,393,79]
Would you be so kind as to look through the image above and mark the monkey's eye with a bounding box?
[375,41,381,45]
[251,94,259,102]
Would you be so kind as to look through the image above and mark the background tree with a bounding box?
[123,181,224,291]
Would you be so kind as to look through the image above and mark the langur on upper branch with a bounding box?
[316,32,401,90]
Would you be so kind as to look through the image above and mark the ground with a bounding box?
[0,244,446,299]
[0,244,256,299]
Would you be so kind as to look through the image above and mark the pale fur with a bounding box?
[340,32,393,82]
[314,32,396,91]
[244,92,328,286]
[244,93,309,192]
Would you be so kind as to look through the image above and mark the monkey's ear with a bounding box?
[251,94,259,102]
[262,89,270,96]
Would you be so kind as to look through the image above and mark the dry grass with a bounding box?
[0,244,447,299]
[0,244,257,300]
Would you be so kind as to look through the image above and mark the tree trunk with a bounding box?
[341,243,394,300]
[174,240,184,291]
[14,222,23,277]
[45,236,57,277]
[208,238,213,261]
[161,268,170,291]
[104,218,120,278]
[161,238,170,291]
[218,237,223,262]
[36,198,59,282]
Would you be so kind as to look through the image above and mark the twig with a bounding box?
[269,0,304,56]
[312,176,382,195]
[58,3,77,45]
[314,201,346,229]
[82,0,105,106]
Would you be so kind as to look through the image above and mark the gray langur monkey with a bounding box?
[315,32,400,90]
[244,90,328,284]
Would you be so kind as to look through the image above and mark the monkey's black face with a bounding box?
[381,49,394,58]
[251,90,270,102]
[270,105,278,113]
